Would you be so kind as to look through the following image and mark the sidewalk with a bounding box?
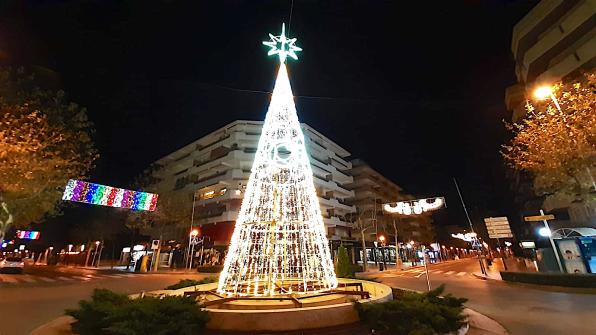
[473,257,535,281]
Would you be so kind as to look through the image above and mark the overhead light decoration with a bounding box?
[62,179,158,211]
[451,232,477,242]
[16,230,40,240]
[218,24,337,297]
[383,197,445,215]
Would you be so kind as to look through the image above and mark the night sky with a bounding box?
[1,1,539,237]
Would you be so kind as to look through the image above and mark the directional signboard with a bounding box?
[524,214,555,222]
[484,217,513,239]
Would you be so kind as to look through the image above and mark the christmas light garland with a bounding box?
[217,25,337,296]
[62,179,158,211]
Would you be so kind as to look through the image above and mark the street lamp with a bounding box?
[533,85,562,113]
[188,229,200,270]
[538,227,551,237]
[378,235,387,271]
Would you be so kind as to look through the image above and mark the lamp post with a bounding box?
[188,229,199,270]
[379,235,387,271]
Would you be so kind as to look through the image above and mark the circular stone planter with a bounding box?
[147,278,393,332]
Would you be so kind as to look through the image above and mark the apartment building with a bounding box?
[150,120,356,247]
[505,0,596,121]
[504,0,596,234]
[346,159,435,264]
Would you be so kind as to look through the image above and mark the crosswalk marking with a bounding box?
[456,272,467,276]
[38,277,56,282]
[20,275,37,283]
[56,276,74,281]
[72,276,91,280]
[432,270,443,274]
[0,275,18,283]
[444,271,455,275]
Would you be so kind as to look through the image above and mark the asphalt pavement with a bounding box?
[361,258,596,335]
[0,266,212,335]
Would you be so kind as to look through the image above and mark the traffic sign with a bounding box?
[484,217,513,239]
[524,214,555,222]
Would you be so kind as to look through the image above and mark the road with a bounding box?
[0,266,212,335]
[364,258,596,335]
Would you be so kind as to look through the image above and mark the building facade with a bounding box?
[504,0,596,235]
[346,159,435,264]
[505,0,596,121]
[150,120,356,247]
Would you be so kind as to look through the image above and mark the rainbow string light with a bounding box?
[62,179,158,211]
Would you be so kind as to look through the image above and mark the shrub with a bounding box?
[356,285,467,335]
[66,289,209,335]
[336,245,351,277]
[166,277,218,290]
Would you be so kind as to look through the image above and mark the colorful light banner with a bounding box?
[16,230,40,240]
[62,179,158,211]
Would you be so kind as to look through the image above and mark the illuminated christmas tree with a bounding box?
[217,24,338,296]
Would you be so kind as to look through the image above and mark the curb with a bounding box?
[472,273,501,282]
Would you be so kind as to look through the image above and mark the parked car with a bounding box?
[0,256,25,274]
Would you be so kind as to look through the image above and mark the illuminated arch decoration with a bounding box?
[383,197,446,215]
[62,179,158,211]
[217,24,337,296]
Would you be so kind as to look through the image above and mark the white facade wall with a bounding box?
[153,120,356,242]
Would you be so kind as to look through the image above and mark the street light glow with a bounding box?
[190,229,199,237]
[379,235,385,242]
[538,227,551,237]
[534,86,552,100]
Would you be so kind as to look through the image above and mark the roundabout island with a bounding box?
[137,278,392,332]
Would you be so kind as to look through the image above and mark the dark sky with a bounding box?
[0,0,539,234]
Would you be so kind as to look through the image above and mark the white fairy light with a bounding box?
[217,28,337,296]
[383,197,446,215]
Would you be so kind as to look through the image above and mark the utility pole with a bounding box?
[453,178,486,275]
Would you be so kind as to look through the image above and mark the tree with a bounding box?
[335,244,351,278]
[346,209,375,272]
[126,164,192,236]
[502,70,595,207]
[0,67,97,242]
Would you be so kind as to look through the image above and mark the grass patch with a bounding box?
[66,289,209,335]
[356,284,467,335]
[166,277,218,290]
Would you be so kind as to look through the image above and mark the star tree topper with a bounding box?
[262,23,302,63]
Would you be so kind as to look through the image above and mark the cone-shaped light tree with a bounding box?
[217,24,338,296]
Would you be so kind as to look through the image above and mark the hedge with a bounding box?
[66,289,209,335]
[500,271,596,288]
[356,284,467,335]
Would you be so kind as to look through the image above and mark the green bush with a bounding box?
[336,245,351,277]
[166,277,218,290]
[356,285,467,335]
[66,289,209,335]
[501,271,596,287]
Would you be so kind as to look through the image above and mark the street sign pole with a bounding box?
[540,209,564,273]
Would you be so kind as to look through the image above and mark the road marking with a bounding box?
[72,276,91,281]
[432,270,443,274]
[444,271,455,275]
[0,275,18,283]
[19,275,37,283]
[415,272,426,278]
[37,277,56,282]
[456,272,467,276]
[56,276,74,281]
